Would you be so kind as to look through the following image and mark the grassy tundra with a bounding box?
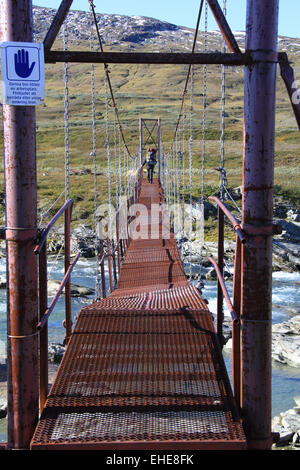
[0,32,299,240]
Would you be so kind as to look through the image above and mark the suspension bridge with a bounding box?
[1,0,299,452]
[30,177,246,450]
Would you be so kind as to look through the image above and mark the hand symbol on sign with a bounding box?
[14,49,35,78]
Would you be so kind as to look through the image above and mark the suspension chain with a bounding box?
[201,1,208,206]
[219,0,228,200]
[113,117,119,208]
[88,0,136,161]
[105,77,112,227]
[181,103,186,237]
[188,64,194,280]
[63,24,70,202]
[89,11,102,299]
[118,127,122,197]
[91,62,97,218]
[194,0,209,291]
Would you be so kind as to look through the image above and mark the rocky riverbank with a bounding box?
[0,193,299,270]
[177,197,300,450]
[272,397,300,450]
[222,315,300,369]
[179,201,300,371]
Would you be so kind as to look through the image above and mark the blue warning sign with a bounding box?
[0,41,45,105]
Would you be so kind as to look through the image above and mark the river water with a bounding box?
[201,269,300,417]
[0,256,300,443]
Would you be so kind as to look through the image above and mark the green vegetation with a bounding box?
[0,37,299,238]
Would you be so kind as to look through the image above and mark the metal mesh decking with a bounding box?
[31,179,246,450]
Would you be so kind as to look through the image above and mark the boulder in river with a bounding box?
[48,343,66,364]
[272,396,300,448]
[47,279,94,297]
[272,316,300,368]
[223,315,300,369]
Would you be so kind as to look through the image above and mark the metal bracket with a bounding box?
[278,52,300,131]
[249,49,278,64]
[244,223,282,237]
[2,227,37,242]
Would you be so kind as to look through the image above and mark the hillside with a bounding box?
[0,6,300,227]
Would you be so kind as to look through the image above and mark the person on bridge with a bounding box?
[145,148,157,184]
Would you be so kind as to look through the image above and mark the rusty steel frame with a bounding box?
[34,199,79,409]
[34,199,74,254]
[158,119,162,181]
[208,196,246,244]
[207,196,244,350]
[40,0,299,137]
[1,0,288,452]
[139,118,161,177]
[206,0,241,53]
[206,197,245,409]
[40,0,243,68]
[232,235,242,410]
[0,0,39,450]
[217,207,224,343]
[44,50,250,65]
[30,439,246,451]
[38,243,48,412]
[140,119,159,153]
[35,201,77,339]
[242,0,279,449]
[64,205,72,344]
[207,257,238,326]
[279,52,300,130]
[139,118,143,166]
[37,253,80,332]
[40,0,244,68]
[43,0,73,50]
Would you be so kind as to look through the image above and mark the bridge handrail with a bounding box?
[96,164,144,298]
[207,256,238,324]
[33,198,80,410]
[34,198,74,254]
[208,196,246,244]
[37,252,80,331]
[34,198,80,335]
[207,195,245,408]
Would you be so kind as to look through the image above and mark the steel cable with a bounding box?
[88,0,137,160]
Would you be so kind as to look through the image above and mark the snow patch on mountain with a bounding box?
[33,5,299,53]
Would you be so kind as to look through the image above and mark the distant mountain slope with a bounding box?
[33,5,300,54]
[33,6,192,48]
[31,5,300,139]
[0,6,299,226]
[33,5,243,51]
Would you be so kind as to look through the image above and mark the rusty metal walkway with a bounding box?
[31,178,246,450]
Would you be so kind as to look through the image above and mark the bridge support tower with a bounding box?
[242,0,279,449]
[0,0,39,450]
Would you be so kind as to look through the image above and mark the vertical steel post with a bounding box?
[158,118,161,183]
[111,239,117,287]
[116,212,121,273]
[232,235,242,409]
[0,0,39,449]
[242,0,279,449]
[38,243,48,412]
[98,217,106,298]
[217,206,224,344]
[64,205,72,345]
[139,118,143,166]
[106,234,113,293]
